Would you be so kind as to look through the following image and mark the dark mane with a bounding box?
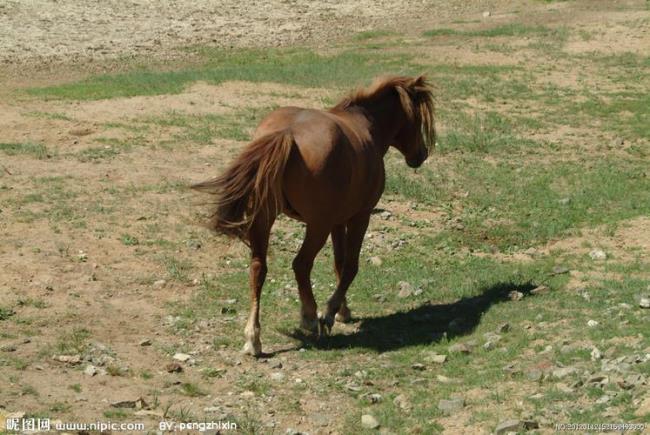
[331,75,437,150]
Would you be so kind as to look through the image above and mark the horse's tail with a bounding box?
[192,129,293,240]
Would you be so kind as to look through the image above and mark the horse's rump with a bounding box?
[191,129,294,239]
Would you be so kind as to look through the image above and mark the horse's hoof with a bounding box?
[242,340,262,357]
[318,315,335,338]
[335,308,352,324]
[300,316,319,335]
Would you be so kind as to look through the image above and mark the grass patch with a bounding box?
[27,48,415,101]
[0,142,50,159]
[425,23,567,39]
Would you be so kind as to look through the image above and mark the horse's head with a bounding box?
[392,76,436,168]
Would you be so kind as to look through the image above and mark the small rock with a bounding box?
[139,339,152,347]
[482,11,491,18]
[591,347,602,361]
[437,398,465,415]
[269,360,283,369]
[552,367,577,379]
[368,393,383,404]
[361,414,380,429]
[558,197,571,205]
[369,256,383,266]
[53,355,81,365]
[411,363,425,371]
[496,322,511,333]
[397,281,413,298]
[436,375,454,383]
[110,397,147,409]
[424,353,447,364]
[551,266,570,275]
[84,365,98,376]
[134,410,164,417]
[495,419,538,434]
[173,353,191,362]
[531,285,550,295]
[586,374,609,385]
[508,291,524,301]
[634,396,650,417]
[639,297,650,309]
[589,249,607,261]
[610,137,625,147]
[448,343,471,354]
[587,319,599,327]
[165,362,183,373]
[240,391,255,398]
[153,279,166,289]
[393,394,411,410]
[1,345,17,352]
[596,395,611,404]
[483,341,496,351]
[270,372,285,382]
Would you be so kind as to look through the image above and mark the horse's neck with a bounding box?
[358,100,403,155]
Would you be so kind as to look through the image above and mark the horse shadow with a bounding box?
[287,282,536,353]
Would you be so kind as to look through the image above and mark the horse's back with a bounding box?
[256,106,383,224]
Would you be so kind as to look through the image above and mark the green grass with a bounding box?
[424,23,566,39]
[0,142,50,159]
[27,48,416,101]
[386,157,650,250]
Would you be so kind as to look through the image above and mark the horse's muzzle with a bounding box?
[406,148,428,168]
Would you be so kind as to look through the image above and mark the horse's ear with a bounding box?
[414,75,427,87]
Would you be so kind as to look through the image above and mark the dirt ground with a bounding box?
[1,0,649,434]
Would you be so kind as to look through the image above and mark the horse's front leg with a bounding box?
[242,215,274,357]
[321,213,370,335]
[293,224,330,335]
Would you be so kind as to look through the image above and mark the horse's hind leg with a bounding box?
[293,224,330,334]
[242,214,275,357]
[331,225,351,323]
[321,213,370,334]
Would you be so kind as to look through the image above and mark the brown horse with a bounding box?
[193,75,435,356]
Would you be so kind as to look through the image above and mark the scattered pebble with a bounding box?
[508,291,524,301]
[482,11,491,18]
[589,249,607,260]
[495,419,538,434]
[173,353,191,362]
[53,355,81,365]
[84,365,98,376]
[587,319,599,327]
[397,281,413,298]
[639,297,650,309]
[424,353,447,364]
[153,279,166,289]
[497,322,511,333]
[437,397,465,415]
[139,339,152,347]
[530,285,550,295]
[591,347,602,361]
[551,266,570,275]
[448,343,471,354]
[393,394,411,410]
[411,363,425,371]
[361,414,380,430]
[165,362,183,373]
[369,256,383,266]
[368,393,383,404]
[552,367,577,379]
[270,372,285,382]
